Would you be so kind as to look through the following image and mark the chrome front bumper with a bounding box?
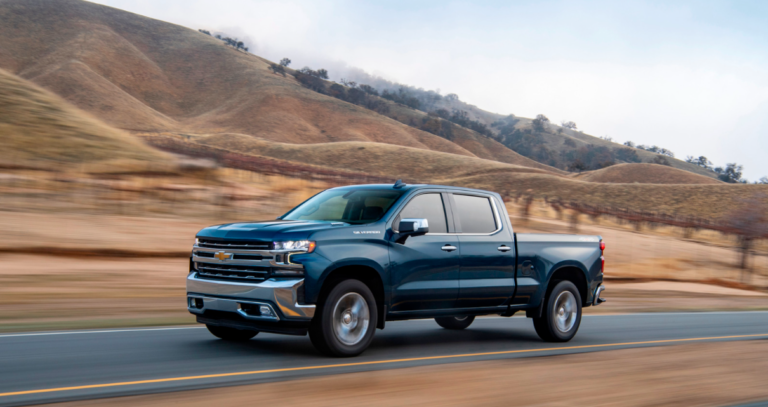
[187,274,316,321]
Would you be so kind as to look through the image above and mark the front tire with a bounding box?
[309,279,378,357]
[206,324,258,341]
[533,280,582,342]
[435,315,475,330]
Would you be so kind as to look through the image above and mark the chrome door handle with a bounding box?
[441,245,457,252]
[497,246,512,252]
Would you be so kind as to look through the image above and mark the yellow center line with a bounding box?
[2,333,767,398]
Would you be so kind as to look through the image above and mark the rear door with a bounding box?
[451,193,516,308]
[388,192,460,312]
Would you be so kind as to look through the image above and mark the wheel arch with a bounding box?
[317,264,386,329]
[546,265,589,306]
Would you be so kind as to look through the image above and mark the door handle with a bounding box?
[441,245,457,252]
[497,246,512,252]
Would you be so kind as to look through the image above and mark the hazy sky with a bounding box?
[91,0,768,180]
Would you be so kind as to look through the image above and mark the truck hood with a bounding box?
[196,220,342,241]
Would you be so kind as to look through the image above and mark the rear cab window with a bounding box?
[452,194,497,233]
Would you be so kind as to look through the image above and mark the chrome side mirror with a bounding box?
[398,218,429,236]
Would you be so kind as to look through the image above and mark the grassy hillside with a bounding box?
[573,163,722,185]
[0,68,166,163]
[0,0,562,174]
[190,133,552,180]
[142,133,767,219]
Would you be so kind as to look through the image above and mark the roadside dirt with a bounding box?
[44,340,768,407]
[1,210,767,331]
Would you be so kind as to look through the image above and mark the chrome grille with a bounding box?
[196,263,270,282]
[197,238,272,250]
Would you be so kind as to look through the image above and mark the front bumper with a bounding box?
[186,273,316,321]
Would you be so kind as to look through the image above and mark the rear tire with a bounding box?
[533,280,582,342]
[435,315,475,330]
[206,324,258,341]
[309,279,378,357]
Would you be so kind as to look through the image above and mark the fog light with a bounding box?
[259,305,273,317]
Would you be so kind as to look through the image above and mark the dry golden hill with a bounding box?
[0,0,561,174]
[573,163,722,185]
[0,68,166,164]
[449,172,768,219]
[143,133,767,219]
[189,133,551,180]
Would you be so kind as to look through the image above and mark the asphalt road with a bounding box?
[2,312,768,406]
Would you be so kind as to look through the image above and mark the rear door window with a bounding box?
[396,193,448,233]
[452,194,497,233]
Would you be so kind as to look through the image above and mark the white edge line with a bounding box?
[1,311,767,337]
[0,326,204,338]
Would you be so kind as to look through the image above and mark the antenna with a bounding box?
[393,179,406,189]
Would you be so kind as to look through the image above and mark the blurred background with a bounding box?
[1,0,768,405]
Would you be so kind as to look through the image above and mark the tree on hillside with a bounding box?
[563,144,615,171]
[623,141,635,147]
[715,163,744,183]
[340,79,357,88]
[445,93,459,102]
[615,148,641,163]
[561,121,577,130]
[198,29,211,36]
[650,155,671,166]
[279,58,291,67]
[759,176,768,184]
[532,114,550,133]
[298,67,329,79]
[358,84,379,96]
[685,155,713,169]
[637,145,675,158]
[269,63,286,77]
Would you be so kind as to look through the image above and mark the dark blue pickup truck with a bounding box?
[187,182,606,356]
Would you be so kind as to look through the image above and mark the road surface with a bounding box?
[1,312,768,406]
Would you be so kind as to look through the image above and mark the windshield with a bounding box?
[281,189,405,224]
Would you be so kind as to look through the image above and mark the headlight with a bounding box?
[274,240,316,252]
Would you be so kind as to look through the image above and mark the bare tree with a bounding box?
[561,121,577,130]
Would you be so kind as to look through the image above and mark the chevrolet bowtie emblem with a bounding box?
[214,251,232,261]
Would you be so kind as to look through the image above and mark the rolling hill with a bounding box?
[0,67,167,164]
[0,0,764,220]
[0,0,561,174]
[572,163,722,185]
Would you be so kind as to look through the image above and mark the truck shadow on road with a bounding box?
[188,326,543,358]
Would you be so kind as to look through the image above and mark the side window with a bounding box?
[396,193,448,233]
[452,195,497,233]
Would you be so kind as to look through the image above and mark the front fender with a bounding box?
[300,240,390,304]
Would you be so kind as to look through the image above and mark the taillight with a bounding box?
[601,255,605,274]
[600,240,605,274]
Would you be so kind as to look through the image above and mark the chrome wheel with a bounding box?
[553,291,577,333]
[332,292,370,346]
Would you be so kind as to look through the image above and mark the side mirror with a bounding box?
[398,218,429,236]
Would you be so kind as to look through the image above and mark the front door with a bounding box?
[451,194,516,308]
[389,193,459,312]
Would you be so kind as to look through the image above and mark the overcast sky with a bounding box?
[92,0,768,180]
